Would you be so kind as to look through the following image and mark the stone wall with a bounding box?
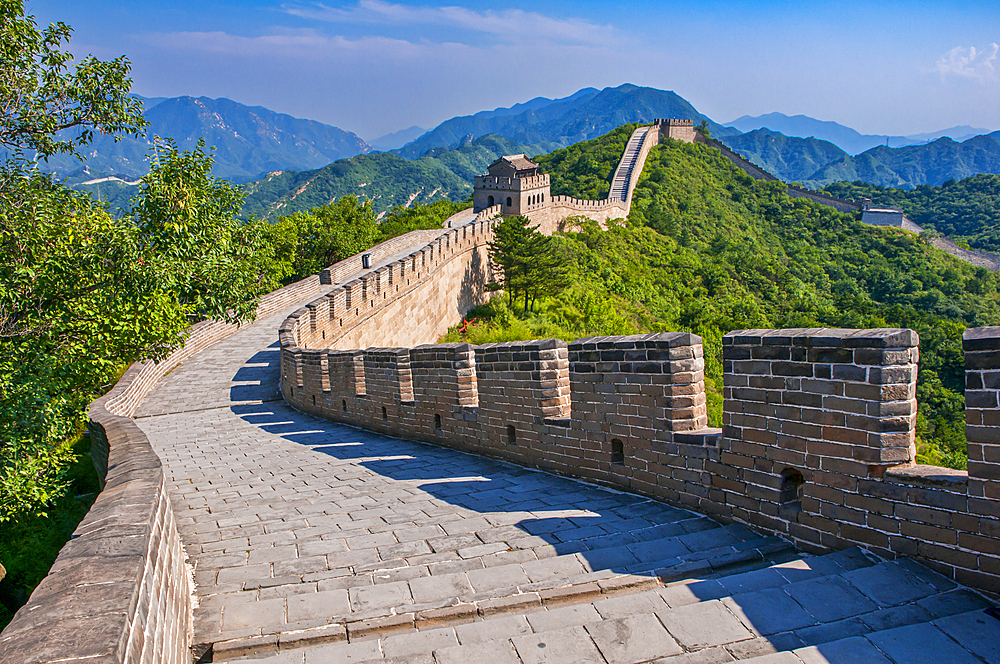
[527,196,629,235]
[281,325,1000,595]
[281,216,495,364]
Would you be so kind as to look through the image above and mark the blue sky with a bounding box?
[28,0,1000,140]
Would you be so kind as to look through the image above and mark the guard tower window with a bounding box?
[488,195,494,206]
[506,197,512,207]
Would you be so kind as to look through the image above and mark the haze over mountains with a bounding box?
[724,128,1000,188]
[726,112,993,155]
[47,83,1000,213]
[396,84,736,159]
[42,96,373,182]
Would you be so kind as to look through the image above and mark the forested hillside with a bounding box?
[808,133,1000,188]
[448,132,1000,470]
[721,129,848,183]
[825,175,1000,252]
[241,134,553,219]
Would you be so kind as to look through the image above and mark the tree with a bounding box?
[0,0,146,159]
[266,196,379,283]
[487,215,570,312]
[695,120,711,139]
[0,2,274,523]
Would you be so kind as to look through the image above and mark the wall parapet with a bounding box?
[282,325,1000,595]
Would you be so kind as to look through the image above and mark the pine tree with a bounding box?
[487,215,570,312]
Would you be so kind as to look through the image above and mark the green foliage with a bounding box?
[488,215,571,312]
[377,199,468,240]
[0,433,99,630]
[824,175,1000,252]
[260,197,467,286]
[0,0,146,158]
[262,196,379,284]
[447,134,1000,467]
[1,142,274,522]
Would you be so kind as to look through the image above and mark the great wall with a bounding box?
[3,122,1000,664]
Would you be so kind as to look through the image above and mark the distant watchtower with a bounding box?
[655,118,696,143]
[473,154,551,216]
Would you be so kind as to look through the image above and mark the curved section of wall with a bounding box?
[0,271,329,663]
[283,321,1000,595]
[0,225,457,660]
[279,218,495,372]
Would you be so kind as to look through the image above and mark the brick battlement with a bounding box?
[280,318,1000,594]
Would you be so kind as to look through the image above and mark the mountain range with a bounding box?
[726,112,993,155]
[395,84,738,159]
[240,134,547,219]
[40,96,373,182]
[722,128,1000,188]
[41,83,1000,212]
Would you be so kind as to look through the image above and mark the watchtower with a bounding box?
[656,118,696,143]
[473,154,551,216]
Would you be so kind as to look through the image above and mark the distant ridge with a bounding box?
[36,96,373,183]
[397,84,736,159]
[369,126,426,152]
[726,112,994,155]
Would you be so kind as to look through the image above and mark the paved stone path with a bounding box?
[132,277,1000,663]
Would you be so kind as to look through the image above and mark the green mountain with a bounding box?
[241,134,550,219]
[454,129,1000,469]
[824,175,1000,252]
[38,96,372,183]
[807,133,1000,188]
[720,129,848,183]
[398,84,736,159]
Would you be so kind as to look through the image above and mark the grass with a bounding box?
[0,433,101,630]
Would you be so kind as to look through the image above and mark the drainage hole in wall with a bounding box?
[779,467,804,504]
[434,413,442,430]
[312,395,316,406]
[382,406,388,420]
[507,425,516,445]
[342,399,348,412]
[611,438,625,465]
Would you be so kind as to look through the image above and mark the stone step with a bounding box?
[218,551,996,662]
[736,608,999,664]
[211,532,798,660]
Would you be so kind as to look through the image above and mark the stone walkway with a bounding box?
[132,290,1000,663]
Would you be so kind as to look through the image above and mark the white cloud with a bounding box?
[281,0,618,46]
[141,28,463,60]
[932,43,998,82]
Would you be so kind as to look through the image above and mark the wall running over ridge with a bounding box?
[281,215,495,355]
[277,138,1000,596]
